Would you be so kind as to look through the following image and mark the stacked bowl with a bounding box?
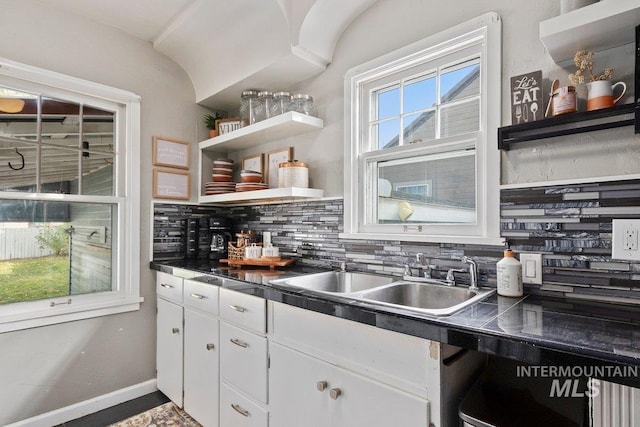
[205,159,236,195]
[236,170,268,192]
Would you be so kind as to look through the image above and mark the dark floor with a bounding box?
[56,390,170,427]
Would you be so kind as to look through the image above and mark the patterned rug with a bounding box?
[109,402,202,427]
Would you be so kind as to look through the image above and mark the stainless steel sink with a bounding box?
[269,272,494,316]
[269,271,396,294]
[356,281,494,316]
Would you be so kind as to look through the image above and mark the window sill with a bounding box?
[0,297,144,333]
[339,232,505,246]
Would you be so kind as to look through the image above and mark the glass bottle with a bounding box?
[255,91,274,122]
[239,90,258,127]
[270,91,292,117]
[291,94,315,116]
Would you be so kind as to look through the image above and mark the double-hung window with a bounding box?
[343,13,504,245]
[0,58,141,332]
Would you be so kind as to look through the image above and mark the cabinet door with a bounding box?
[269,343,332,427]
[333,365,430,427]
[157,298,184,407]
[184,308,219,427]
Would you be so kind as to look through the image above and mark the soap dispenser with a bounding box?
[496,249,523,297]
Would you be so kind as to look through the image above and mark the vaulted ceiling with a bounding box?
[35,0,379,109]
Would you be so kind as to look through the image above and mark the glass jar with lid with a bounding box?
[291,94,315,116]
[239,90,258,127]
[270,91,292,117]
[255,91,274,122]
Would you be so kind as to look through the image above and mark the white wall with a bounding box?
[0,1,208,424]
[227,0,638,194]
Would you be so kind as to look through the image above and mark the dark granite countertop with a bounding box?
[151,260,640,388]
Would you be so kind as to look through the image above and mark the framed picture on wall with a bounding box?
[266,147,293,188]
[152,136,190,169]
[153,169,190,200]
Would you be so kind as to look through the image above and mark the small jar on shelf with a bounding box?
[255,91,274,122]
[270,91,292,117]
[239,90,258,127]
[291,94,315,116]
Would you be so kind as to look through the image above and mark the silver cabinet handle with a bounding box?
[231,403,250,417]
[330,388,342,400]
[228,304,247,313]
[160,283,174,288]
[172,328,180,334]
[317,380,328,392]
[230,338,249,348]
[206,343,215,350]
[190,293,205,299]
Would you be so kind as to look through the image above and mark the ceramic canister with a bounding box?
[278,161,309,188]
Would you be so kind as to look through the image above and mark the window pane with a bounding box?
[403,111,435,145]
[375,86,399,120]
[0,86,38,142]
[403,75,436,113]
[376,153,476,224]
[0,140,37,191]
[0,200,114,304]
[374,118,400,150]
[41,145,78,194]
[440,99,480,137]
[81,105,115,196]
[440,61,480,103]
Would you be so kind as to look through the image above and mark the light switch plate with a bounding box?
[612,219,640,261]
[520,253,542,285]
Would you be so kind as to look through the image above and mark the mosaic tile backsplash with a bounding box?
[153,178,640,305]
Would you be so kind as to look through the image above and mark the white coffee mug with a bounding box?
[586,80,626,111]
[245,243,261,259]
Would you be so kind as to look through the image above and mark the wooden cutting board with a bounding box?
[220,257,295,270]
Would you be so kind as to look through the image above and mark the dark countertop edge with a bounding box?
[150,262,640,388]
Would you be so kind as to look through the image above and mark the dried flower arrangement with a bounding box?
[568,50,613,85]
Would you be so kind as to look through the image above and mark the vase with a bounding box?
[586,80,626,111]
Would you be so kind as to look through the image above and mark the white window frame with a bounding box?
[342,12,504,245]
[0,57,142,332]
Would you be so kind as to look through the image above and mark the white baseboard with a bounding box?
[6,379,158,427]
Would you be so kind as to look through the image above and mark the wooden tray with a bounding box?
[220,257,295,270]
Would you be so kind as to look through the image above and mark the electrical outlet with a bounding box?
[624,228,638,250]
[612,219,640,261]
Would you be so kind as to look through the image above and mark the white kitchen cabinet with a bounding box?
[184,309,219,427]
[156,297,184,407]
[198,111,324,204]
[268,301,484,427]
[156,273,221,427]
[270,342,429,427]
[219,284,270,419]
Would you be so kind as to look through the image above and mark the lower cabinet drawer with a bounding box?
[219,288,266,334]
[220,383,268,427]
[156,271,183,303]
[183,279,219,315]
[220,321,268,404]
